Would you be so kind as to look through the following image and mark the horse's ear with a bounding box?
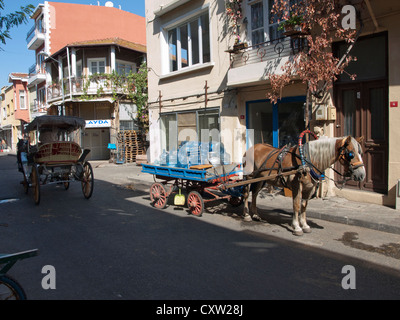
[356,136,364,144]
[342,136,352,147]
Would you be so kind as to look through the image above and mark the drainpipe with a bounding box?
[67,47,72,101]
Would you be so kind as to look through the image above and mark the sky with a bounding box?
[0,0,146,88]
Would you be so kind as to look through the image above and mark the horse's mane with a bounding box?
[307,136,361,172]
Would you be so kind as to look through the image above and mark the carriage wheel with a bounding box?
[228,196,243,207]
[0,275,27,300]
[81,162,94,199]
[150,183,168,209]
[187,191,204,216]
[31,165,40,205]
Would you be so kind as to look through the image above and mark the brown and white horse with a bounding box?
[242,136,365,236]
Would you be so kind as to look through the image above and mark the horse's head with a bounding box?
[338,136,366,182]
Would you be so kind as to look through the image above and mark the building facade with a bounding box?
[0,76,29,152]
[44,38,146,160]
[26,1,146,160]
[145,0,400,207]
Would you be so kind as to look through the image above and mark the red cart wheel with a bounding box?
[187,191,204,216]
[150,182,168,209]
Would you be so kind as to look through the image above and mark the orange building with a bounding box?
[8,73,30,125]
[27,1,146,116]
[26,1,147,160]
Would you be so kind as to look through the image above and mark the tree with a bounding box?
[267,0,361,107]
[0,1,35,48]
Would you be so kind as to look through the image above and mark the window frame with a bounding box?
[87,58,106,76]
[19,90,27,110]
[246,0,283,46]
[160,5,212,76]
[116,59,137,76]
[160,107,220,152]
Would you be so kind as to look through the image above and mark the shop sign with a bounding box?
[85,119,111,128]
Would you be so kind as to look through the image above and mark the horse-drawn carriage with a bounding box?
[17,115,94,205]
[142,131,366,236]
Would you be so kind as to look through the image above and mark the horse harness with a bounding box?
[250,132,364,190]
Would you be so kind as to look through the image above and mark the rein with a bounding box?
[250,131,363,190]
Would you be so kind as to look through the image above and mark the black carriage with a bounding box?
[17,115,94,205]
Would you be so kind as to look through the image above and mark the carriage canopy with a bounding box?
[25,115,86,133]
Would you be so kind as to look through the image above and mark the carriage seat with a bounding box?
[34,141,82,165]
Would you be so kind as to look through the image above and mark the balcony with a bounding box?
[227,36,307,87]
[28,63,46,86]
[47,76,135,103]
[26,25,45,50]
[30,100,47,118]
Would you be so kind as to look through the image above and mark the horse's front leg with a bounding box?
[292,183,303,236]
[249,181,263,221]
[299,199,311,233]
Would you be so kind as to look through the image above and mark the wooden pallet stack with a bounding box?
[117,130,145,163]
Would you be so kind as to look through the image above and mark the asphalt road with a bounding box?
[1,153,400,305]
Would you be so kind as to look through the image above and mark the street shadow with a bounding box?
[2,156,400,300]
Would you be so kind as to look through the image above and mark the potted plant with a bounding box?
[278,14,308,35]
[233,36,247,51]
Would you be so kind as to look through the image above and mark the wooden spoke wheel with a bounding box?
[150,182,168,209]
[81,162,94,199]
[187,191,204,216]
[31,165,40,205]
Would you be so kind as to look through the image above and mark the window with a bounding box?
[38,87,45,109]
[76,60,82,78]
[116,60,136,75]
[248,0,283,45]
[19,90,26,110]
[246,97,305,148]
[167,11,211,72]
[88,58,106,89]
[250,1,265,45]
[88,58,106,75]
[160,108,220,152]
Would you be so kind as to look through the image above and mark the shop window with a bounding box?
[247,97,305,148]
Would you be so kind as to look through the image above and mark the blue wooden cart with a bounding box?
[141,163,244,216]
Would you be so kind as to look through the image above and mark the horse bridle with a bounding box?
[338,140,364,176]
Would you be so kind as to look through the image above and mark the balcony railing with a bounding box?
[28,63,46,76]
[228,36,308,69]
[47,76,135,101]
[30,100,46,114]
[26,25,46,44]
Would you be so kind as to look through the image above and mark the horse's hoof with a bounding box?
[293,229,303,236]
[243,215,253,222]
[302,227,312,233]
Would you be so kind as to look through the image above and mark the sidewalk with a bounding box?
[92,160,400,236]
